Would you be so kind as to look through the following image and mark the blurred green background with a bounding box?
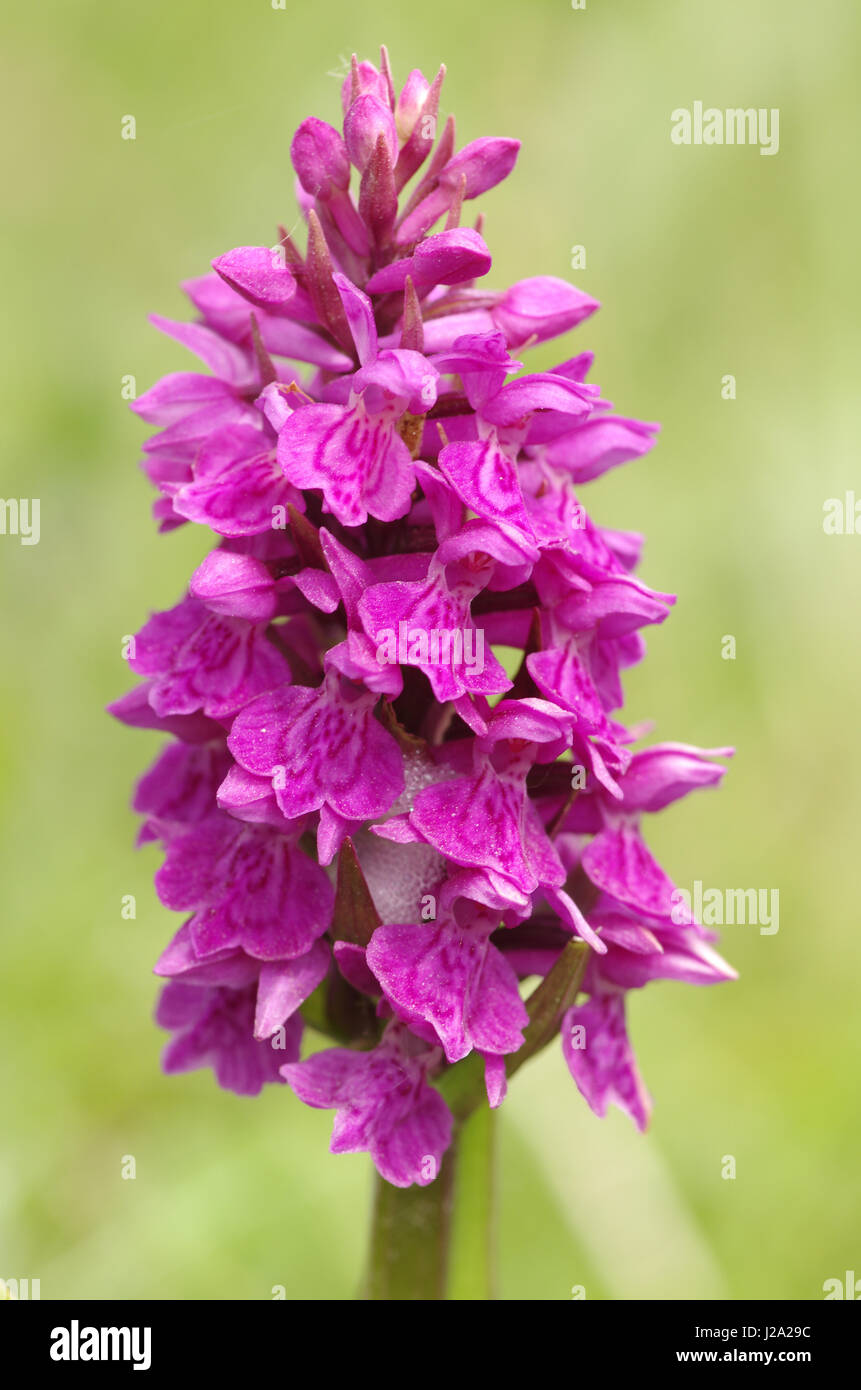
[2,0,859,1300]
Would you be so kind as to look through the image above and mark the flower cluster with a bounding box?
[112,50,734,1187]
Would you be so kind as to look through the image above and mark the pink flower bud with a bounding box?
[290,117,350,198]
[344,94,398,173]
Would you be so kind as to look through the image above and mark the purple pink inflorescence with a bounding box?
[112,50,735,1187]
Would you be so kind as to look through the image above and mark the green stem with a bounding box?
[363,1105,497,1300]
[445,1105,496,1300]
